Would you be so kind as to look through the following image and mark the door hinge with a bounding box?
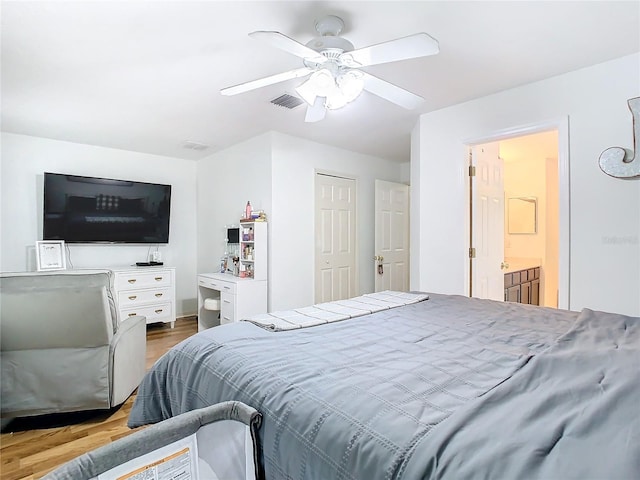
[468,165,476,177]
[469,247,476,258]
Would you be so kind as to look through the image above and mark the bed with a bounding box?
[128,293,640,479]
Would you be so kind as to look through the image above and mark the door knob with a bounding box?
[501,262,510,270]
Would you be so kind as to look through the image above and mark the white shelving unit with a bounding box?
[239,221,267,281]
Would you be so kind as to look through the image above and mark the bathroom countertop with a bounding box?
[503,258,541,274]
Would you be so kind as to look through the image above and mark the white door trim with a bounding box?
[463,116,570,310]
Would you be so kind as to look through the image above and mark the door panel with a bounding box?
[472,143,505,301]
[315,174,356,303]
[374,180,409,292]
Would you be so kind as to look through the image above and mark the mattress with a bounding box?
[128,293,640,479]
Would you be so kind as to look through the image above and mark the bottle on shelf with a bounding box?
[245,201,251,219]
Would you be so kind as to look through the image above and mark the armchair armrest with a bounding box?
[110,315,147,406]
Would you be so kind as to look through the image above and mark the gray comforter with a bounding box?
[128,294,640,479]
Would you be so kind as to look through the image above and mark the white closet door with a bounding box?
[314,173,356,303]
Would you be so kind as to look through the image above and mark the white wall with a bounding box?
[412,53,640,316]
[196,132,404,311]
[196,133,272,275]
[0,133,198,316]
[270,132,404,311]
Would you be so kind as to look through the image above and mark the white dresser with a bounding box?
[112,266,176,327]
[197,272,267,331]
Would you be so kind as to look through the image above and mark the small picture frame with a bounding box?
[36,240,67,271]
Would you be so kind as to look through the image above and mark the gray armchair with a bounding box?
[0,270,146,419]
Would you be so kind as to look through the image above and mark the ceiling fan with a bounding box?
[220,15,439,122]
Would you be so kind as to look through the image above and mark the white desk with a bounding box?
[197,272,267,331]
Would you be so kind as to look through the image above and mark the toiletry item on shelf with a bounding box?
[245,201,251,219]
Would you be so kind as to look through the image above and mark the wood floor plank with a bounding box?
[0,317,197,480]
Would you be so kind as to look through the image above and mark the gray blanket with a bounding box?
[128,293,639,479]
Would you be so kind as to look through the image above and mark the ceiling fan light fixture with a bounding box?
[337,71,365,102]
[296,68,364,111]
[295,69,334,106]
[325,70,365,110]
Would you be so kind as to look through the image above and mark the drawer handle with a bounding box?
[223,299,231,304]
[155,293,163,297]
[128,295,137,300]
[127,279,137,284]
[224,286,231,290]
[155,309,163,314]
[223,316,231,321]
[155,277,163,281]
[128,313,137,317]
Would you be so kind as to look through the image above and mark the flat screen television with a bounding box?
[43,172,171,244]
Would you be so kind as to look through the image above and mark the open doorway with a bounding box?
[468,120,569,310]
[501,131,559,308]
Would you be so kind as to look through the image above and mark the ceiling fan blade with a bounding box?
[249,31,327,63]
[220,67,313,96]
[305,96,327,123]
[361,72,424,110]
[343,33,439,67]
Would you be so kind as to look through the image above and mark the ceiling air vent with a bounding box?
[182,141,210,151]
[270,93,304,109]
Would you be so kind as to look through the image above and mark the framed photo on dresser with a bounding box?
[36,240,67,271]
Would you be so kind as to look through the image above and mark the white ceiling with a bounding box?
[2,1,639,163]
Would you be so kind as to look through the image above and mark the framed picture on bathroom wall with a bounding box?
[508,197,537,234]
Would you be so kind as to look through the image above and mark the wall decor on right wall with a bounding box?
[599,96,640,178]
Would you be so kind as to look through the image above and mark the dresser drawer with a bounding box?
[121,302,173,324]
[504,273,513,288]
[220,291,237,324]
[199,277,221,290]
[198,277,237,294]
[118,287,172,307]
[115,270,172,291]
[218,281,236,295]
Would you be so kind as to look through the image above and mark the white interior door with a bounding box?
[314,173,356,303]
[471,143,505,300]
[374,180,409,292]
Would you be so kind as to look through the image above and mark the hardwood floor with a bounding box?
[0,317,198,480]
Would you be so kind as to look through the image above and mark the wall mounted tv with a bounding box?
[43,172,171,244]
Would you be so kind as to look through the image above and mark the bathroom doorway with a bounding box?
[468,120,568,309]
